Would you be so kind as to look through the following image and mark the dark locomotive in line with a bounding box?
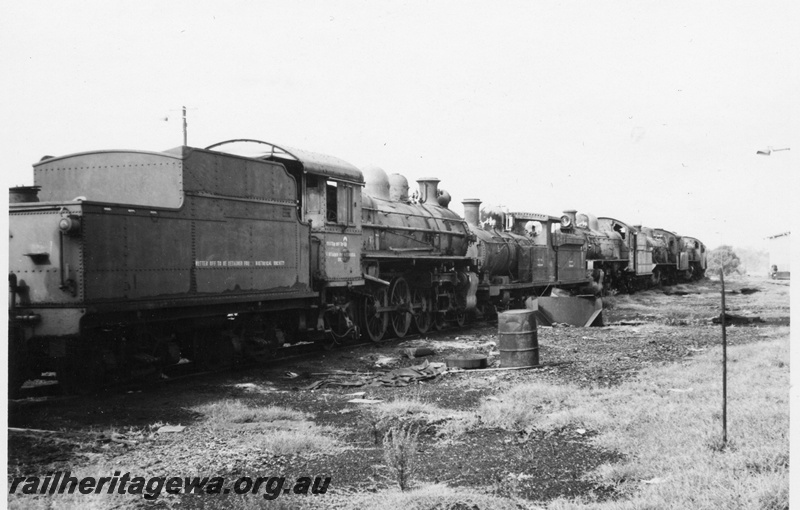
[8,140,705,394]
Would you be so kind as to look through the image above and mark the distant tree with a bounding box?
[707,245,742,276]
[735,247,769,275]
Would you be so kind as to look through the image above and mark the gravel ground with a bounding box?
[7,276,789,509]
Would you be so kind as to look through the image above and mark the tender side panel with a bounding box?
[34,152,183,208]
[9,207,84,305]
[182,149,296,201]
[82,208,193,300]
[185,149,312,296]
[194,199,303,293]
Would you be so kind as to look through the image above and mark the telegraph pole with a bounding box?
[720,269,728,447]
[182,106,188,146]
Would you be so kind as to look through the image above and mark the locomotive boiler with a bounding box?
[359,166,476,339]
[460,202,594,313]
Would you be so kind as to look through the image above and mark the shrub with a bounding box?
[383,423,420,491]
[707,245,742,276]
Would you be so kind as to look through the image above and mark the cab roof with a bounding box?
[205,139,364,185]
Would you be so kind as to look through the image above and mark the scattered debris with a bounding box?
[664,290,690,296]
[8,427,58,435]
[347,398,383,404]
[343,391,366,397]
[157,425,185,434]
[668,388,693,393]
[107,433,137,446]
[446,362,565,375]
[402,346,436,358]
[739,288,760,295]
[303,360,447,390]
[312,370,373,376]
[374,356,400,367]
[283,372,299,379]
[576,428,587,435]
[445,353,488,369]
[711,313,766,325]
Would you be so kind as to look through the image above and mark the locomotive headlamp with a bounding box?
[58,215,81,236]
[560,215,572,228]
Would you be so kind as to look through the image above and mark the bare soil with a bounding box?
[7,276,789,508]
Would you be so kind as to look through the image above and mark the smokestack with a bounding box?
[416,177,440,206]
[462,199,482,227]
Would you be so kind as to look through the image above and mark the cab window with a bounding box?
[326,180,356,226]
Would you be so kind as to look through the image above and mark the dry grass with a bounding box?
[196,400,308,429]
[362,395,473,442]
[323,482,539,510]
[479,382,575,430]
[194,399,339,456]
[252,428,338,456]
[477,335,790,509]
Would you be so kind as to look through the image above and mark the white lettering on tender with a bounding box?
[195,260,286,267]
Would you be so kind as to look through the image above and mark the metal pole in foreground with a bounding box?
[720,269,727,446]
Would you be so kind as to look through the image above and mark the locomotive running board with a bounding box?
[526,296,603,327]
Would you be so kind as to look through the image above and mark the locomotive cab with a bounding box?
[207,139,366,339]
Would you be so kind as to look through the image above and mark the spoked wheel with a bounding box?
[389,277,413,338]
[362,286,389,342]
[412,288,433,334]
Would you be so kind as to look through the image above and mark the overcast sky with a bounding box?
[2,1,797,250]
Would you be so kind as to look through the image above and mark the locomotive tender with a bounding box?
[8,139,704,394]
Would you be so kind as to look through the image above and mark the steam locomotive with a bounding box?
[561,211,707,291]
[7,139,704,394]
